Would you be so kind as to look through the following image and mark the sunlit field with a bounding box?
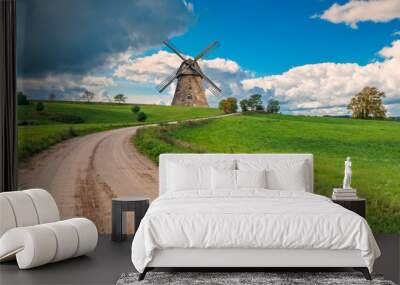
[134,113,400,233]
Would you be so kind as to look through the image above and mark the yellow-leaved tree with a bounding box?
[347,87,386,119]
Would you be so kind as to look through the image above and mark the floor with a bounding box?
[0,235,399,285]
[0,235,134,285]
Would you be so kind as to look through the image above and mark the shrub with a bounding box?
[36,102,45,112]
[131,105,140,114]
[17,92,29,105]
[137,111,147,122]
[18,120,36,126]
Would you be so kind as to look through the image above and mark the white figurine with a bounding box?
[342,157,352,190]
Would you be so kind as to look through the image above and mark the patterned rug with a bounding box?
[116,271,396,285]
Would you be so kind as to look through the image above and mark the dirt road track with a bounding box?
[18,126,158,233]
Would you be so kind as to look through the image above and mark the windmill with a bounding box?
[156,40,221,107]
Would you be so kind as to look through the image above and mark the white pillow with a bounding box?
[238,160,307,191]
[211,168,236,191]
[167,162,211,191]
[167,159,236,192]
[266,162,306,191]
[211,169,268,191]
[236,169,267,189]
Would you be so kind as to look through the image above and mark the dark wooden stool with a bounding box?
[112,197,149,242]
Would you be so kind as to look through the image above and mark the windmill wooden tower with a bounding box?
[157,40,221,107]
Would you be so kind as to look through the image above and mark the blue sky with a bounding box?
[173,0,398,74]
[17,0,400,115]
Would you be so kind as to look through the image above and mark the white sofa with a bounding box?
[0,189,98,269]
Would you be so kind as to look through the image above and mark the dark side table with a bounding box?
[332,198,366,218]
[112,197,149,242]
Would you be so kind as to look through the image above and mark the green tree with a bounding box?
[348,87,386,119]
[248,94,263,110]
[239,99,249,112]
[17,92,29,105]
[218,97,238,114]
[81,89,95,103]
[266,99,280,113]
[131,105,140,114]
[114,93,127,104]
[36,102,45,112]
[137,111,147,122]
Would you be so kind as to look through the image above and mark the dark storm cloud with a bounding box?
[17,0,193,77]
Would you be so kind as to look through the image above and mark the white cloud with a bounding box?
[81,76,115,88]
[292,107,349,117]
[114,51,181,84]
[379,39,400,58]
[125,94,173,105]
[199,58,240,73]
[18,74,115,101]
[242,40,400,116]
[316,0,400,28]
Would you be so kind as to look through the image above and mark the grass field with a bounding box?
[18,101,221,161]
[134,113,400,233]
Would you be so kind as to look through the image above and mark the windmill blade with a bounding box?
[163,40,186,61]
[194,41,220,62]
[192,64,221,94]
[156,69,179,93]
[205,83,222,97]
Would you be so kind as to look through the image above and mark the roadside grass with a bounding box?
[18,101,221,161]
[133,113,400,233]
[133,127,189,164]
[18,123,133,161]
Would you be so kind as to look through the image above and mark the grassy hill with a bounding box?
[18,101,221,160]
[134,112,400,233]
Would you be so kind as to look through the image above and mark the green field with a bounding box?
[18,101,221,160]
[134,113,400,233]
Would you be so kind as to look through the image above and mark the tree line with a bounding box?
[218,86,387,120]
[219,94,280,114]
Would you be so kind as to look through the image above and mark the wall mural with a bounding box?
[16,0,400,234]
